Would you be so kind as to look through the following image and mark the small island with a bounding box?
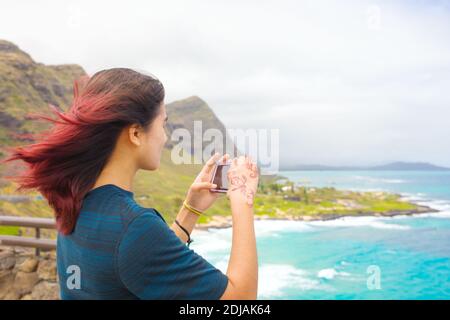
[195,177,438,229]
[0,175,439,235]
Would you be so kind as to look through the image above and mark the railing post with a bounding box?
[35,227,40,256]
[0,215,57,253]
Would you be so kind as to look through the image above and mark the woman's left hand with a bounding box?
[185,152,229,212]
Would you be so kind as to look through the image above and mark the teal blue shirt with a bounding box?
[57,184,229,299]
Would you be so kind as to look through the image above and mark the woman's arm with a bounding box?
[220,156,259,300]
[172,192,259,298]
[170,153,228,244]
[170,154,260,299]
[220,197,258,299]
[170,206,199,243]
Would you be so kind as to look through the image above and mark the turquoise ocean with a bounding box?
[191,170,450,299]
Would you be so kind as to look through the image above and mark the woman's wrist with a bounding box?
[174,219,193,246]
[178,205,201,223]
[183,200,204,216]
[229,189,256,208]
[229,194,255,216]
[172,205,201,244]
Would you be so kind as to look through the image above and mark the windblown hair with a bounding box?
[4,68,165,235]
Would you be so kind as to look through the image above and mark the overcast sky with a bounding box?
[1,0,450,167]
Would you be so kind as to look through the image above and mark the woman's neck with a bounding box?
[92,155,138,193]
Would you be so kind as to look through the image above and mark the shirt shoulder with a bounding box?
[116,209,228,300]
[81,185,165,227]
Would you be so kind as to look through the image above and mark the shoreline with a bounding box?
[195,204,440,230]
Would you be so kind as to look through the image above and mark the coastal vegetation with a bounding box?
[0,149,431,235]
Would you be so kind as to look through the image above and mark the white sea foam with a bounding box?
[410,210,450,219]
[423,200,450,211]
[238,215,412,234]
[253,219,314,237]
[191,220,316,256]
[192,216,412,253]
[306,216,411,230]
[191,191,447,292]
[400,193,450,219]
[191,233,333,298]
[190,229,231,254]
[212,256,230,274]
[317,268,350,280]
[257,264,330,298]
[400,193,426,202]
[353,176,408,184]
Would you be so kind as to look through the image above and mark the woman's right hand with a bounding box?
[227,155,259,207]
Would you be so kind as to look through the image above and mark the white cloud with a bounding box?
[1,0,449,166]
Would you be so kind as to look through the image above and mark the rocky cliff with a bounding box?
[0,40,85,148]
[0,39,235,161]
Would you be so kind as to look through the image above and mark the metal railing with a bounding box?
[0,215,56,256]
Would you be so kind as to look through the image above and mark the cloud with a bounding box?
[1,0,449,166]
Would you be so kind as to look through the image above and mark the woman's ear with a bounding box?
[128,124,142,147]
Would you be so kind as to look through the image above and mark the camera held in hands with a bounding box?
[210,161,231,193]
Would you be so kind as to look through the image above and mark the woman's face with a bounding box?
[137,103,168,170]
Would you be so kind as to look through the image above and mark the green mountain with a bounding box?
[0,39,428,228]
[0,39,234,160]
[0,39,236,222]
[0,40,85,147]
[165,95,238,158]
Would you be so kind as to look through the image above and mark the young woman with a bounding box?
[6,68,259,300]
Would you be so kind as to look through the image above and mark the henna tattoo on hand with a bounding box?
[246,162,258,179]
[230,174,247,193]
[227,169,256,207]
[246,190,255,206]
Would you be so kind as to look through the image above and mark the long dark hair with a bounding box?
[4,68,165,235]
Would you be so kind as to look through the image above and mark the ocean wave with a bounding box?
[400,193,427,202]
[400,192,450,219]
[189,240,334,298]
[190,229,231,254]
[317,268,350,280]
[306,216,411,230]
[253,217,412,234]
[410,210,450,219]
[193,216,412,247]
[258,264,331,298]
[353,176,408,184]
[191,192,448,257]
[253,220,313,237]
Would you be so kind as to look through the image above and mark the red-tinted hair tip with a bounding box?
[3,68,165,235]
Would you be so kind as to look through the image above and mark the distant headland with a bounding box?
[281,161,450,171]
